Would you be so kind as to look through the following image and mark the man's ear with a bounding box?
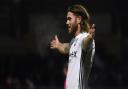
[76,16,81,24]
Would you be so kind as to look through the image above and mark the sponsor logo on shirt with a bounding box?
[69,51,77,57]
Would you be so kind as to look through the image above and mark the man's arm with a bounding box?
[83,24,95,49]
[58,43,69,54]
[50,35,69,54]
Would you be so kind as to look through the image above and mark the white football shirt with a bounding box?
[66,32,95,89]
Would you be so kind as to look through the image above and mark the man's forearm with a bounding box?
[57,43,69,54]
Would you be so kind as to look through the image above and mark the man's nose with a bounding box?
[66,20,69,25]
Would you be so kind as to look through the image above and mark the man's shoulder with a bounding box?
[79,32,89,40]
[82,32,89,36]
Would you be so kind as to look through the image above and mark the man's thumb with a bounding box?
[55,35,58,41]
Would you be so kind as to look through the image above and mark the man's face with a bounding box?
[66,12,78,34]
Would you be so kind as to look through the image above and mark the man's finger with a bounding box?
[55,35,58,41]
[50,46,55,49]
[91,24,95,29]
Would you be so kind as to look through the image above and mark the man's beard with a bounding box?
[69,22,78,35]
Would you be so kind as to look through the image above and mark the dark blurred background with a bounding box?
[0,0,128,89]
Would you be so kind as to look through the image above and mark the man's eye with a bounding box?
[67,17,71,20]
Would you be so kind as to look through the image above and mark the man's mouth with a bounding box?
[68,26,71,28]
[68,27,71,30]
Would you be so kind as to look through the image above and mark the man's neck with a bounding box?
[75,31,80,37]
[75,24,81,37]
